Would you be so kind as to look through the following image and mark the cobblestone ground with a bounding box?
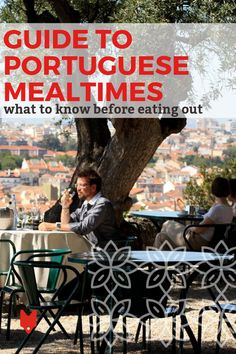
[0,285,236,353]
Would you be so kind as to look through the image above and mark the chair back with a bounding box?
[11,248,71,291]
[209,224,232,248]
[97,236,138,251]
[46,249,71,290]
[13,260,81,308]
[224,223,236,250]
[0,238,16,285]
[15,261,40,306]
[183,223,233,250]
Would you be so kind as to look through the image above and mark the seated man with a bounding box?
[39,168,119,246]
[154,177,233,251]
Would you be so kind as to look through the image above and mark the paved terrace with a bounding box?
[1,285,236,353]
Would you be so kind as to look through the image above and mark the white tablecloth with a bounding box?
[0,230,91,290]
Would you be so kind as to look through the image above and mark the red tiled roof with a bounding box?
[66,150,77,156]
[144,200,176,210]
[147,192,162,197]
[164,190,182,198]
[0,171,20,177]
[129,188,144,196]
[152,178,165,184]
[0,145,45,151]
[130,203,145,211]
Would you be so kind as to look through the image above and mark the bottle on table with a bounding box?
[8,194,17,230]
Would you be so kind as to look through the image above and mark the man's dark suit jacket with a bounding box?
[69,194,119,245]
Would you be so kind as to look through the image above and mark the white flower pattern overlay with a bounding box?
[198,241,236,299]
[86,240,235,348]
[195,241,236,348]
[139,246,190,347]
[87,241,197,348]
[88,241,138,346]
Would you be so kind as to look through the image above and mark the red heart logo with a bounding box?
[20,309,37,334]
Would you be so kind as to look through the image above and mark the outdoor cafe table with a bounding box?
[0,230,91,290]
[68,249,233,354]
[131,210,203,230]
[131,210,203,223]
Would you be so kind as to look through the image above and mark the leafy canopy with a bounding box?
[0,0,235,23]
[183,159,236,208]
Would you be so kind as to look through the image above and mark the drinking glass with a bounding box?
[31,207,41,230]
[17,208,26,230]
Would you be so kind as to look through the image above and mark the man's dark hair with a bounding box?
[229,178,236,198]
[77,168,102,192]
[211,176,230,198]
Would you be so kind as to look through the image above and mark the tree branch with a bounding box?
[47,0,81,22]
[100,0,120,22]
[22,0,58,22]
[72,118,111,180]
[22,0,37,22]
[160,117,187,139]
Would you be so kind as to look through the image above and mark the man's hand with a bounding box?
[38,222,71,232]
[38,222,55,231]
[61,189,73,209]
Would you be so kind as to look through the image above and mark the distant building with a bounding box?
[0,170,21,187]
[0,145,48,157]
[0,136,8,144]
[225,120,236,134]
[197,118,219,131]
[42,183,58,201]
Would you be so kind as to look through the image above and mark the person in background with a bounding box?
[39,168,119,246]
[229,178,236,217]
[154,177,233,250]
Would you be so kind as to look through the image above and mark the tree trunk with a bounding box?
[99,118,186,202]
[21,0,188,223]
[44,117,186,224]
[68,117,186,225]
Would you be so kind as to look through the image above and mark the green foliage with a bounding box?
[0,0,55,22]
[0,0,122,23]
[113,0,169,23]
[0,0,26,22]
[180,0,236,23]
[0,151,23,170]
[227,137,235,144]
[179,155,224,168]
[56,154,75,167]
[184,178,212,209]
[183,161,236,208]
[37,134,64,151]
[63,138,77,151]
[223,146,236,160]
[37,133,77,152]
[224,158,236,178]
[113,0,236,23]
[0,0,235,23]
